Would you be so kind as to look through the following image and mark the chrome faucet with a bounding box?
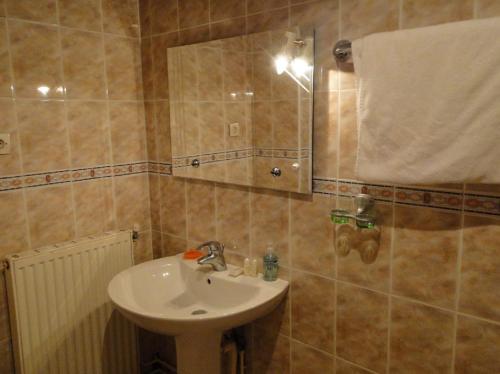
[196,241,227,271]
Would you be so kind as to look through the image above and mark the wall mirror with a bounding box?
[167,28,314,194]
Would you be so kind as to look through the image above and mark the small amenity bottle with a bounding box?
[263,246,279,281]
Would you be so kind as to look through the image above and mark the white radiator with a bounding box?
[6,231,139,374]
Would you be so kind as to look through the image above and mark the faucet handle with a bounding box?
[197,241,224,255]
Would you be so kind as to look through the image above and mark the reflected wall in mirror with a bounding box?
[168,28,314,194]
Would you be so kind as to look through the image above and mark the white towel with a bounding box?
[352,17,500,185]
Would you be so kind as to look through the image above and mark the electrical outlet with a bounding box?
[0,133,10,155]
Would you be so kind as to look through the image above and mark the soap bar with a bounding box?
[183,249,203,260]
[229,267,243,277]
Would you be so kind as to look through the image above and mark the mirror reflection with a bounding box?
[167,28,314,194]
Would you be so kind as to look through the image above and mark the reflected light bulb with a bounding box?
[291,57,309,76]
[37,85,50,96]
[274,55,288,75]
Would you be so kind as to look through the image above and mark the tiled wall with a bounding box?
[140,0,500,373]
[0,1,153,372]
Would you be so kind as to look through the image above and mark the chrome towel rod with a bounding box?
[333,39,352,63]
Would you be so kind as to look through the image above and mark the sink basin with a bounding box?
[108,254,288,374]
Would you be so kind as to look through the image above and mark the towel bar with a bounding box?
[333,40,352,63]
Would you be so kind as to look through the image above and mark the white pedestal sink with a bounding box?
[108,254,289,374]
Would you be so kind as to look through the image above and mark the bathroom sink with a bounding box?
[108,254,288,374]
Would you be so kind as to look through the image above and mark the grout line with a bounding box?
[287,191,293,370]
[4,14,32,250]
[386,201,396,373]
[99,0,118,231]
[55,0,79,240]
[335,356,379,374]
[4,15,139,40]
[473,0,479,19]
[451,188,466,373]
[398,0,403,30]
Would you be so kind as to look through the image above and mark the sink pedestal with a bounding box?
[176,331,222,374]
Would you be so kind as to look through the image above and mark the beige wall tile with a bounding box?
[67,101,110,168]
[141,37,154,101]
[290,0,339,93]
[455,315,500,373]
[114,174,151,231]
[186,180,216,242]
[393,205,460,308]
[61,29,106,99]
[109,101,147,163]
[150,0,178,35]
[199,102,224,152]
[465,183,500,196]
[151,229,162,258]
[335,359,372,374]
[210,17,246,40]
[0,190,29,257]
[0,19,12,97]
[149,173,161,231]
[9,20,63,99]
[105,35,143,100]
[210,0,245,21]
[291,340,334,374]
[247,9,289,33]
[160,176,186,237]
[58,0,102,31]
[460,214,500,321]
[341,0,399,40]
[152,33,178,100]
[17,100,70,173]
[215,184,250,255]
[476,0,500,18]
[0,338,14,374]
[247,0,288,14]
[73,179,115,237]
[390,297,454,373]
[139,0,151,36]
[336,283,388,372]
[144,101,157,161]
[290,193,334,276]
[252,327,290,374]
[0,99,22,175]
[401,0,473,29]
[337,203,392,292]
[338,91,358,180]
[5,0,56,23]
[251,189,290,265]
[313,91,338,180]
[0,277,10,341]
[161,233,187,257]
[102,0,140,37]
[26,185,75,248]
[133,230,153,264]
[178,0,209,29]
[291,270,335,353]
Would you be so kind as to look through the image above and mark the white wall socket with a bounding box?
[0,133,10,155]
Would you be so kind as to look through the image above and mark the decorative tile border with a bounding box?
[0,161,157,192]
[395,187,463,211]
[310,178,499,215]
[171,147,311,169]
[464,194,500,215]
[8,164,494,215]
[172,148,253,168]
[254,147,311,159]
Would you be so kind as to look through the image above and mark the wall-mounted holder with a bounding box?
[331,194,376,229]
